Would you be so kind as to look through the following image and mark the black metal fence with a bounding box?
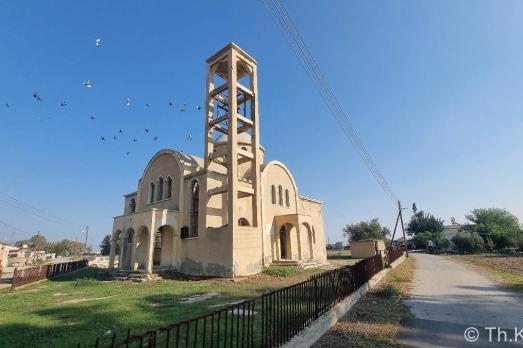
[11,259,88,290]
[386,248,404,265]
[83,254,385,348]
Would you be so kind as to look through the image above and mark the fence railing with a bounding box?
[84,254,385,348]
[386,248,404,265]
[11,259,88,290]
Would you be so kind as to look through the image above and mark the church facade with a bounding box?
[108,43,327,277]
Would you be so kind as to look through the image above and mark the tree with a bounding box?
[465,208,522,250]
[412,231,432,249]
[47,239,86,256]
[452,231,485,253]
[15,234,48,251]
[343,218,390,242]
[100,235,117,256]
[407,210,446,249]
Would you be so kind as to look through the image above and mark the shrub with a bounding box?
[262,266,300,277]
[498,247,518,255]
[374,284,401,298]
[452,231,485,253]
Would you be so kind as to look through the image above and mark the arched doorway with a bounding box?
[122,228,134,269]
[112,230,122,268]
[153,225,175,267]
[279,225,291,260]
[301,223,314,260]
[135,226,149,270]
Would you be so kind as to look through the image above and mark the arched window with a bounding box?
[129,198,136,213]
[271,185,276,205]
[166,176,173,199]
[157,177,164,201]
[149,182,156,203]
[189,180,199,237]
[238,218,250,226]
[278,185,283,206]
[285,189,290,208]
[127,231,133,244]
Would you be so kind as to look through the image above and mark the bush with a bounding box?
[498,247,518,255]
[452,231,485,253]
[374,284,401,298]
[262,266,300,277]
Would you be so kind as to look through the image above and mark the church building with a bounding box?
[108,43,327,277]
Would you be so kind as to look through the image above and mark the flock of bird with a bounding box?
[4,37,199,156]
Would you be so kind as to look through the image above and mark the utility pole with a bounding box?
[84,226,89,255]
[390,200,409,257]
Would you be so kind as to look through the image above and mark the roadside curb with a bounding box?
[282,255,407,348]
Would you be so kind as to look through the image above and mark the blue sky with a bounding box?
[1,1,522,248]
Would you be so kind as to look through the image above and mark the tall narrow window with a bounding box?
[149,182,156,203]
[285,189,290,208]
[271,185,276,205]
[189,180,199,237]
[157,177,164,201]
[129,198,136,213]
[166,176,173,199]
[278,185,283,206]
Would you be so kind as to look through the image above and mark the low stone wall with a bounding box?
[282,254,407,348]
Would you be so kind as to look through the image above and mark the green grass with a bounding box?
[326,250,352,260]
[262,265,301,277]
[0,267,316,348]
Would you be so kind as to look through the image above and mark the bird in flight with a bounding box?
[95,38,101,47]
[113,136,117,140]
[153,136,159,141]
[181,104,187,112]
[125,97,132,107]
[196,105,202,110]
[83,80,93,88]
[119,129,123,134]
[89,116,95,120]
[33,92,43,102]
[60,101,68,107]
[187,133,192,141]
[100,136,106,141]
[5,102,9,108]
[145,103,150,108]
[126,152,131,155]
[133,138,138,142]
[169,101,174,107]
[144,129,149,133]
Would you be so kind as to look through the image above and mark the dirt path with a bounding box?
[397,253,523,347]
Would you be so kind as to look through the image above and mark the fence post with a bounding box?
[314,276,319,319]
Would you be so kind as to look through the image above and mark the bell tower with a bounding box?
[204,43,262,234]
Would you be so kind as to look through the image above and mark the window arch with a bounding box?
[189,180,199,237]
[166,176,173,199]
[157,177,164,201]
[149,182,156,203]
[285,189,290,208]
[271,185,276,205]
[278,185,283,206]
[129,198,136,213]
[238,218,250,226]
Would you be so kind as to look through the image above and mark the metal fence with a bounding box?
[84,254,385,348]
[11,259,88,290]
[386,248,404,265]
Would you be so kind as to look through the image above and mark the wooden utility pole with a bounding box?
[390,200,409,257]
[83,226,89,255]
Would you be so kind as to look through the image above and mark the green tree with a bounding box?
[47,239,86,256]
[407,210,446,249]
[100,235,117,256]
[15,234,48,251]
[452,231,485,253]
[412,231,432,249]
[465,208,522,249]
[343,218,390,242]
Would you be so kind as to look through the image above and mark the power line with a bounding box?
[0,191,83,230]
[261,0,399,202]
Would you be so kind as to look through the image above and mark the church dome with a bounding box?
[214,133,252,145]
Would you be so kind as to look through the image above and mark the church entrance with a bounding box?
[279,226,287,259]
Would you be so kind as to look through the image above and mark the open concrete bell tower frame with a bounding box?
[204,43,262,236]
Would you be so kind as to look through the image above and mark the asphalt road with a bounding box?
[397,253,523,347]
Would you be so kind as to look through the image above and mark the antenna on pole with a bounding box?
[83,226,89,255]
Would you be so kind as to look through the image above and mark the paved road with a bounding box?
[397,253,523,347]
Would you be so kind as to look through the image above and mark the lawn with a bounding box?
[448,254,523,293]
[313,256,414,348]
[326,250,360,266]
[0,266,321,348]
